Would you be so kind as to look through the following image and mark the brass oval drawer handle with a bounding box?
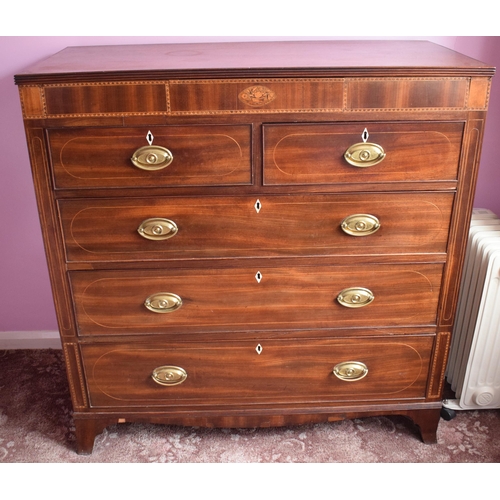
[152,365,187,386]
[337,287,374,308]
[333,361,368,382]
[341,214,380,237]
[144,292,182,313]
[131,145,173,171]
[344,142,386,168]
[138,218,178,241]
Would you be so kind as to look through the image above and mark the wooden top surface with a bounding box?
[14,40,495,84]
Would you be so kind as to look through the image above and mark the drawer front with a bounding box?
[81,336,434,407]
[47,125,252,189]
[169,79,344,113]
[263,122,463,186]
[59,192,453,262]
[70,264,443,336]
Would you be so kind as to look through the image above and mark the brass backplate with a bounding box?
[344,142,386,168]
[341,214,380,236]
[333,361,368,381]
[144,292,182,313]
[152,365,187,386]
[138,218,178,241]
[337,287,374,308]
[131,145,173,171]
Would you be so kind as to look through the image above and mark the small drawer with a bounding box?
[81,336,434,407]
[59,192,453,263]
[47,125,252,189]
[70,263,443,336]
[263,121,463,186]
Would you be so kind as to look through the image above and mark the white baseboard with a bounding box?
[0,331,61,349]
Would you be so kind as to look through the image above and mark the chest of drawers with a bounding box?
[15,40,494,454]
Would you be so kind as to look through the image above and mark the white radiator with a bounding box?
[444,208,500,413]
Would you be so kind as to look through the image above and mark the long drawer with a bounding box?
[70,263,443,336]
[81,336,434,407]
[47,125,252,189]
[59,192,453,262]
[263,122,463,186]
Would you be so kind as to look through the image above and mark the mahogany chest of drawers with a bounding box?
[15,40,494,454]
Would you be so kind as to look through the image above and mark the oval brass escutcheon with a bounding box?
[337,287,374,308]
[341,214,380,237]
[144,292,182,313]
[344,142,386,168]
[131,145,174,171]
[333,361,368,381]
[138,218,178,241]
[152,365,187,386]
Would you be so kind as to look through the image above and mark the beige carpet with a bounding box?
[1,349,499,463]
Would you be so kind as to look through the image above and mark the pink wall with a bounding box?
[1,36,498,332]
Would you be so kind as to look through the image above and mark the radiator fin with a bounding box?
[446,208,500,409]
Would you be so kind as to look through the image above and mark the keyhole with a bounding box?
[254,199,262,213]
[362,128,369,143]
[255,344,263,355]
[146,130,154,145]
[255,271,262,283]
